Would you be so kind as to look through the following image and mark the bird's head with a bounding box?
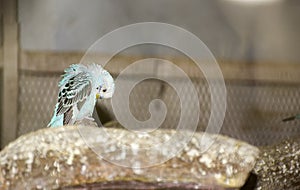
[87,63,115,100]
[95,70,115,99]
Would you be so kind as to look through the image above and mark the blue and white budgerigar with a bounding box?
[282,114,300,122]
[48,63,115,127]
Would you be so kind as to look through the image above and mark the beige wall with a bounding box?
[18,0,300,63]
[1,0,300,148]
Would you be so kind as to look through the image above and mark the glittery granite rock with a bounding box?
[253,137,300,190]
[0,125,259,190]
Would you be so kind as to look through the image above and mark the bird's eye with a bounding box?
[102,89,107,92]
[96,87,99,90]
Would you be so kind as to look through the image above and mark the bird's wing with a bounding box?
[55,72,92,125]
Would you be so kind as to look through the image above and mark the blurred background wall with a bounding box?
[1,0,300,148]
[18,0,300,63]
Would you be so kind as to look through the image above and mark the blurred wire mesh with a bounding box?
[9,0,300,149]
[17,68,300,146]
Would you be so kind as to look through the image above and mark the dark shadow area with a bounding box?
[62,181,224,190]
[241,173,257,190]
[95,104,115,126]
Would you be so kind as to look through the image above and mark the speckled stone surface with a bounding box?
[0,125,259,190]
[254,137,300,190]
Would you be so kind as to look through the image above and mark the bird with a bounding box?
[48,63,115,127]
[282,114,300,122]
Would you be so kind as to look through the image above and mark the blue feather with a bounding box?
[48,63,114,128]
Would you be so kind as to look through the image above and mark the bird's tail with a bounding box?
[282,114,300,122]
[47,114,64,127]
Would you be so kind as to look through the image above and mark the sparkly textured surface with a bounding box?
[0,125,259,189]
[254,137,300,190]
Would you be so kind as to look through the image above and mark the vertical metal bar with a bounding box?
[1,0,18,148]
[0,0,3,149]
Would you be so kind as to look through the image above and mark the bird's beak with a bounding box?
[96,93,100,99]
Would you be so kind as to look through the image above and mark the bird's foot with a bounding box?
[76,117,97,127]
[85,116,95,121]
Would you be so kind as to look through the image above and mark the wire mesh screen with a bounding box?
[223,81,300,145]
[98,77,211,132]
[18,71,60,135]
[18,69,300,146]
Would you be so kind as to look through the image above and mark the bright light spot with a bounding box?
[224,0,282,5]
